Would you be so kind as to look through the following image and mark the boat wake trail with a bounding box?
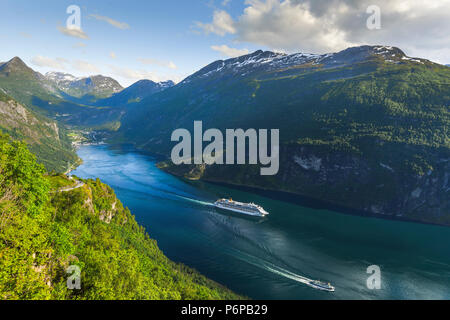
[227,248,331,291]
[173,194,214,207]
[120,175,214,207]
[162,196,320,288]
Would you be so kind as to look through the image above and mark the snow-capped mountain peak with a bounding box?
[182,45,425,84]
[44,72,123,99]
[45,72,81,84]
[182,49,327,83]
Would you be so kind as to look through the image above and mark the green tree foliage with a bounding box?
[0,132,241,300]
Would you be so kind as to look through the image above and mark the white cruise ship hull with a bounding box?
[214,203,268,217]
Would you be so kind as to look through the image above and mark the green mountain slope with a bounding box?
[0,132,241,300]
[0,90,79,172]
[45,72,124,106]
[115,46,450,225]
[0,57,60,111]
[94,79,174,107]
[0,57,124,129]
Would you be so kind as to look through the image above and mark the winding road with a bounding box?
[57,180,85,193]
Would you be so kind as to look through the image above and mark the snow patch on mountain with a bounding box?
[183,45,428,83]
[45,72,81,83]
[44,72,123,98]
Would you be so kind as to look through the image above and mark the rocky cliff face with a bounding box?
[402,159,450,224]
[279,145,450,225]
[0,99,58,142]
[0,92,79,172]
[161,143,450,226]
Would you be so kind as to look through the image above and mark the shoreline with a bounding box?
[188,178,447,228]
[65,141,108,175]
[75,142,449,229]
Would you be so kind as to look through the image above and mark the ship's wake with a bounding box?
[117,182,331,291]
[116,174,215,207]
[199,209,326,289]
[173,194,214,207]
[226,248,331,291]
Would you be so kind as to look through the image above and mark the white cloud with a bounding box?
[138,58,177,69]
[31,56,100,75]
[234,0,355,53]
[211,45,249,57]
[29,55,180,87]
[109,65,161,82]
[58,26,89,39]
[196,0,450,63]
[72,60,101,74]
[73,42,87,48]
[20,32,32,39]
[90,14,130,30]
[196,10,236,36]
[108,65,182,86]
[31,56,69,70]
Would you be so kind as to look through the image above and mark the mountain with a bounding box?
[0,56,37,78]
[0,57,128,170]
[95,79,175,107]
[0,57,77,112]
[0,86,79,172]
[114,45,450,226]
[45,72,123,105]
[0,57,60,105]
[0,132,241,300]
[181,46,411,83]
[44,71,80,88]
[0,57,125,129]
[0,57,176,170]
[0,57,172,128]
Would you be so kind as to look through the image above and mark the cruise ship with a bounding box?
[307,280,335,292]
[214,199,269,217]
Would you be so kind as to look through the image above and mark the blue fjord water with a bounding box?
[72,144,450,300]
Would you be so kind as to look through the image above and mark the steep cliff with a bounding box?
[0,91,79,172]
[160,143,450,226]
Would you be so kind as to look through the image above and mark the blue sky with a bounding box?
[0,0,259,86]
[1,0,449,87]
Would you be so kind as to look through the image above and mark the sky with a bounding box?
[0,0,449,87]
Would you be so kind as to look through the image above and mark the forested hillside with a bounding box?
[0,57,124,130]
[0,132,241,300]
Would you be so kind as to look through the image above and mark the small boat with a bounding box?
[307,280,335,292]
